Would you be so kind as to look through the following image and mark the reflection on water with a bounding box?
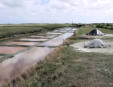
[0,27,76,85]
[19,38,48,42]
[41,33,73,47]
[6,41,38,46]
[0,47,54,85]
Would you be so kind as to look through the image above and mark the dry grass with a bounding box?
[4,44,113,87]
[4,25,113,87]
[0,24,72,40]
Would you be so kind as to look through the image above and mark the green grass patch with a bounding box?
[6,46,113,87]
[5,25,113,87]
[0,24,72,40]
[77,26,113,35]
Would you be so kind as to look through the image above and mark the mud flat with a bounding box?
[41,33,73,47]
[0,46,26,54]
[47,32,62,35]
[0,47,54,85]
[29,36,45,38]
[5,41,38,46]
[0,56,3,59]
[0,27,76,86]
[29,34,57,39]
[19,38,48,42]
[45,34,58,39]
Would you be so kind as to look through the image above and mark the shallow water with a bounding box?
[5,42,38,46]
[47,32,62,35]
[19,38,48,42]
[0,27,76,85]
[0,46,26,54]
[0,47,54,85]
[30,35,57,39]
[29,36,45,38]
[0,56,3,59]
[41,33,73,47]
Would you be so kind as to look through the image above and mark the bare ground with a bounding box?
[71,40,113,54]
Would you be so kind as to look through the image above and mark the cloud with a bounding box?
[0,0,113,23]
[0,0,23,8]
[0,3,5,8]
[0,0,39,8]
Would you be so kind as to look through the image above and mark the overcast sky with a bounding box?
[0,0,113,24]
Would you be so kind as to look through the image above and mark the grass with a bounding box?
[6,46,113,87]
[77,25,113,35]
[5,25,113,87]
[0,24,72,40]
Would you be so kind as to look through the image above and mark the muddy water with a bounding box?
[0,56,3,59]
[29,35,57,39]
[19,38,48,42]
[5,42,38,46]
[29,35,45,38]
[0,27,76,86]
[0,47,54,85]
[40,33,73,47]
[0,46,26,54]
[47,32,62,35]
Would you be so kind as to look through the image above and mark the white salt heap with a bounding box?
[84,39,109,48]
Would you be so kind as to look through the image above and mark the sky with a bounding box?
[0,0,113,24]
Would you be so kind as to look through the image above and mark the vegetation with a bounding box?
[77,25,113,35]
[0,24,72,40]
[95,23,113,29]
[5,25,113,87]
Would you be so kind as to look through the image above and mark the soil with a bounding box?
[0,46,26,54]
[71,40,113,54]
[5,41,38,46]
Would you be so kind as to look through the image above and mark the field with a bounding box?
[0,24,75,87]
[0,24,72,40]
[78,25,113,35]
[5,25,113,87]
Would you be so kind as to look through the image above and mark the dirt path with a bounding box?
[0,27,76,86]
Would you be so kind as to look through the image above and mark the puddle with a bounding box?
[41,33,73,47]
[29,35,57,39]
[19,38,48,42]
[47,32,62,35]
[0,47,54,85]
[58,30,68,33]
[0,56,3,59]
[71,28,76,30]
[53,30,59,32]
[45,34,58,39]
[58,27,76,33]
[52,30,67,33]
[5,42,38,46]
[0,27,76,86]
[0,46,26,54]
[60,27,72,31]
[29,36,45,38]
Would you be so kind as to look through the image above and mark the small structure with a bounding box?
[84,39,110,48]
[87,29,104,36]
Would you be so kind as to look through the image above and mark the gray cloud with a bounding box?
[0,0,23,8]
[0,0,113,23]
